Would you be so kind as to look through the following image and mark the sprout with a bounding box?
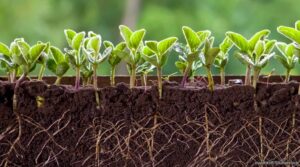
[226,30,270,85]
[214,37,233,85]
[82,31,112,89]
[142,37,178,98]
[176,26,211,87]
[275,42,298,82]
[0,40,20,83]
[37,42,50,81]
[103,41,127,86]
[47,46,70,85]
[136,60,155,87]
[64,29,86,89]
[119,25,146,88]
[236,40,276,88]
[199,39,220,91]
[175,56,202,83]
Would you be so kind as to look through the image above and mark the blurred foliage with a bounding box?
[0,0,300,76]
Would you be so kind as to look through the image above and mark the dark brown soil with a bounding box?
[0,78,299,167]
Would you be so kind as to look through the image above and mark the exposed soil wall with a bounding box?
[0,79,299,166]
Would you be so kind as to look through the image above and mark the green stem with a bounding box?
[111,66,116,86]
[55,76,62,85]
[206,66,214,92]
[38,64,45,80]
[253,68,260,89]
[245,64,251,85]
[181,63,192,87]
[11,69,17,83]
[285,69,290,83]
[75,67,80,89]
[157,67,162,99]
[142,73,147,87]
[93,64,98,89]
[130,65,136,89]
[220,67,225,85]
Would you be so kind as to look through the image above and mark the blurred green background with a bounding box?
[0,0,300,76]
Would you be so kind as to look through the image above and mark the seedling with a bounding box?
[236,39,276,88]
[142,37,178,98]
[47,46,70,85]
[275,42,298,82]
[103,41,127,86]
[199,39,220,91]
[119,25,146,88]
[226,30,270,85]
[214,37,233,85]
[175,57,202,83]
[64,29,86,89]
[0,40,21,83]
[136,60,155,87]
[83,31,112,89]
[37,42,50,81]
[80,60,93,86]
[176,26,211,87]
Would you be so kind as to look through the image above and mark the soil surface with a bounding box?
[0,78,299,166]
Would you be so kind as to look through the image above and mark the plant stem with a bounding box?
[93,64,98,89]
[129,65,136,89]
[11,69,16,83]
[7,71,11,83]
[142,73,147,87]
[75,67,80,89]
[157,67,163,99]
[38,64,45,80]
[285,69,290,83]
[252,68,260,89]
[180,63,191,87]
[55,76,62,85]
[205,66,214,92]
[245,64,251,85]
[110,66,116,86]
[220,67,225,85]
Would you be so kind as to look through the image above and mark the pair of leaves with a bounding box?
[226,29,270,53]
[182,26,211,52]
[64,29,86,51]
[275,42,298,70]
[119,25,146,51]
[47,46,69,77]
[104,41,127,67]
[142,37,178,68]
[278,21,300,45]
[200,40,220,67]
[214,37,233,69]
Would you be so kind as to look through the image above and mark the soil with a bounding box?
[0,77,299,167]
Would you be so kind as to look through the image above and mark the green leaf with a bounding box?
[226,31,248,52]
[285,44,295,57]
[56,62,69,76]
[143,46,155,56]
[248,29,270,52]
[0,54,13,67]
[88,31,97,37]
[277,26,300,44]
[103,41,114,48]
[182,26,201,51]
[71,32,86,50]
[142,54,158,66]
[46,58,57,74]
[254,40,265,57]
[50,46,65,64]
[0,42,10,56]
[159,54,168,67]
[235,52,254,65]
[258,53,275,67]
[264,40,276,54]
[30,44,46,64]
[275,55,290,69]
[17,41,30,59]
[87,35,101,53]
[64,29,76,47]
[197,30,211,45]
[119,25,133,47]
[295,20,300,31]
[205,47,220,66]
[276,42,287,56]
[115,42,126,51]
[158,37,178,55]
[175,61,187,73]
[130,29,146,50]
[186,51,200,63]
[220,37,233,53]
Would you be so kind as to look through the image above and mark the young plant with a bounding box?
[199,39,220,91]
[103,41,127,86]
[37,42,50,80]
[14,39,47,81]
[226,30,270,85]
[175,57,202,83]
[64,29,86,89]
[236,40,276,88]
[119,25,146,88]
[136,60,155,87]
[176,26,211,86]
[80,61,93,86]
[0,40,20,83]
[142,37,178,98]
[275,42,298,82]
[214,37,233,85]
[47,46,70,85]
[83,31,112,89]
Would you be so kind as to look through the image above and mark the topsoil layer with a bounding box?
[0,79,299,167]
